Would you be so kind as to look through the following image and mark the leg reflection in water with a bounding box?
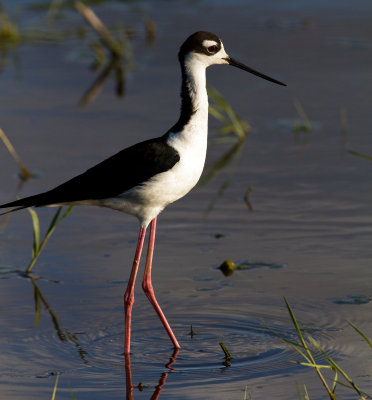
[124,348,179,400]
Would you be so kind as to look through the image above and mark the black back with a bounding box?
[0,137,180,210]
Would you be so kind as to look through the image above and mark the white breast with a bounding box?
[100,53,210,227]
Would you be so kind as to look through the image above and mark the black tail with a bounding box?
[0,192,56,215]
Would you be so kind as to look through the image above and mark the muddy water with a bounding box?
[0,1,372,399]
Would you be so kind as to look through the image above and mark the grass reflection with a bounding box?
[75,1,138,106]
[200,86,250,214]
[30,275,88,362]
[79,53,125,106]
[0,11,19,44]
[0,0,145,97]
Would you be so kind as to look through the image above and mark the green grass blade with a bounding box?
[46,206,62,236]
[265,323,312,364]
[59,205,74,222]
[0,128,31,180]
[208,104,228,123]
[51,372,60,400]
[69,389,78,400]
[284,297,309,350]
[347,320,372,348]
[243,385,248,400]
[296,382,304,400]
[331,369,338,395]
[294,98,312,132]
[27,208,40,258]
[225,106,246,140]
[207,84,249,141]
[280,339,312,364]
[307,335,348,377]
[303,384,310,400]
[283,298,336,399]
[207,85,227,107]
[218,123,236,135]
[307,335,365,397]
[26,206,73,274]
[297,361,331,369]
[219,342,232,360]
[296,382,311,400]
[45,205,73,238]
[348,150,372,161]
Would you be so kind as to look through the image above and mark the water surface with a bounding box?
[0,1,372,399]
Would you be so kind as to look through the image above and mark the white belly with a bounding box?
[101,126,208,227]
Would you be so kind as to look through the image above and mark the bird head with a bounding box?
[179,31,286,86]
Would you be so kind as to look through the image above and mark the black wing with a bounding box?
[0,137,180,211]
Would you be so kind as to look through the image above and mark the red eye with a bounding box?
[207,45,218,53]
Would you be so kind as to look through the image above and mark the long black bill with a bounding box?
[225,57,286,86]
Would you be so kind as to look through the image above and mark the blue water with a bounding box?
[1,1,372,399]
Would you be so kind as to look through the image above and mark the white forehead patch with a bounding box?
[202,39,218,48]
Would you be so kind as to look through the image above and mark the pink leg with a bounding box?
[142,217,181,349]
[124,225,146,354]
[124,353,134,400]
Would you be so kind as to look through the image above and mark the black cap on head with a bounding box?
[179,31,222,60]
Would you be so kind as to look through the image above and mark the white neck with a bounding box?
[167,53,209,136]
[183,56,209,129]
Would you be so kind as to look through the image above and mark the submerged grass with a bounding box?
[219,341,232,360]
[219,341,232,367]
[293,98,312,132]
[340,106,372,161]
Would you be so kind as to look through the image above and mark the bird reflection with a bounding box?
[125,348,179,400]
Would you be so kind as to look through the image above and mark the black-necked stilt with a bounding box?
[0,31,285,353]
